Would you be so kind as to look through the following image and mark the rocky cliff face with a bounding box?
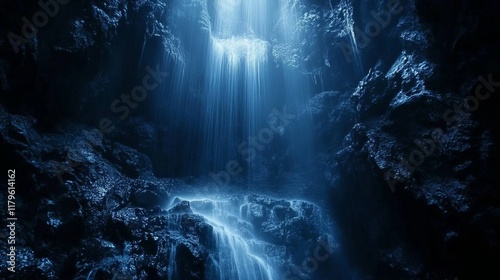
[293,0,500,279]
[1,0,499,279]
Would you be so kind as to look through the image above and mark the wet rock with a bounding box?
[131,182,170,208]
[175,242,206,280]
[238,195,333,278]
[329,1,500,277]
[307,91,357,147]
[352,69,393,121]
[168,200,193,214]
[104,143,153,179]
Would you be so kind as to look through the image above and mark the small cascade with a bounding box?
[205,222,275,280]
[339,0,364,72]
[166,197,278,280]
[166,214,184,279]
[167,242,177,279]
[191,197,276,280]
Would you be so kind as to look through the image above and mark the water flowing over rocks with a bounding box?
[1,0,499,279]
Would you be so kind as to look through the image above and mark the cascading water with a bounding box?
[201,0,275,171]
[162,0,342,278]
[167,197,278,280]
[167,0,316,176]
[165,195,351,280]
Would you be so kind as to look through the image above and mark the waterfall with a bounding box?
[167,197,278,280]
[167,214,183,279]
[166,0,316,177]
[205,221,275,280]
[201,0,274,171]
[340,0,363,72]
[191,197,277,280]
[141,1,360,278]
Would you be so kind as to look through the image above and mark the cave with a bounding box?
[1,0,499,279]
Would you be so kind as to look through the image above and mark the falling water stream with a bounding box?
[164,0,331,279]
[202,0,278,170]
[167,196,278,280]
[193,197,276,280]
[167,0,315,174]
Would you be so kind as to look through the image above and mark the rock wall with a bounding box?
[290,0,500,278]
